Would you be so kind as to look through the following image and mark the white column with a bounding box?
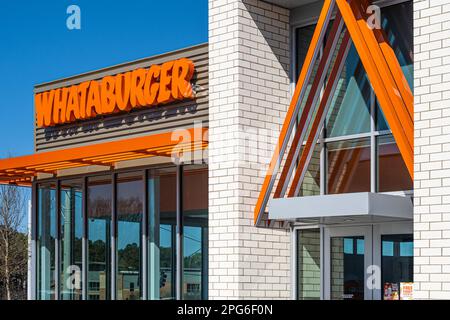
[208,0,291,299]
[413,0,450,300]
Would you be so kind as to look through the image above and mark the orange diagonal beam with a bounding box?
[359,0,413,118]
[289,32,352,197]
[274,12,344,199]
[253,0,336,225]
[336,0,413,178]
[351,0,413,129]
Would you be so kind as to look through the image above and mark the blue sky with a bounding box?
[0,0,208,158]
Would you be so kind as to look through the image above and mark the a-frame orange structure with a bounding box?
[254,0,413,225]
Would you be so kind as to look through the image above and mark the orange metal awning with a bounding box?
[0,127,208,186]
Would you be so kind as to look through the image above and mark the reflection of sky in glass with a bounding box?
[160,225,172,248]
[344,238,353,254]
[75,194,82,236]
[400,242,413,257]
[118,221,140,250]
[383,241,394,256]
[343,238,364,255]
[89,219,106,242]
[383,240,413,257]
[117,178,142,251]
[356,239,364,255]
[184,226,202,257]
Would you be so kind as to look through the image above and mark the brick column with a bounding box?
[208,0,291,299]
[414,0,450,299]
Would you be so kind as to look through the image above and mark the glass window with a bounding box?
[297,229,320,300]
[148,166,177,300]
[87,175,112,300]
[330,236,365,300]
[37,183,56,300]
[295,24,322,121]
[34,163,208,300]
[326,44,371,138]
[116,172,143,300]
[60,179,83,300]
[378,135,413,192]
[327,139,370,194]
[183,165,208,300]
[381,234,413,300]
[294,1,413,196]
[296,24,315,79]
[299,144,321,196]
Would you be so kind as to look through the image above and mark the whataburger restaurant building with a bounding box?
[0,0,449,300]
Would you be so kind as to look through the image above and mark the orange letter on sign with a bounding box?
[101,76,116,114]
[130,68,147,108]
[66,85,80,122]
[78,81,90,119]
[172,59,195,99]
[144,65,161,106]
[158,61,174,104]
[115,72,132,111]
[34,58,196,128]
[53,88,69,125]
[35,91,55,127]
[86,81,102,118]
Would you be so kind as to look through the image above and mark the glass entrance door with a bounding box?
[372,223,414,300]
[324,226,373,300]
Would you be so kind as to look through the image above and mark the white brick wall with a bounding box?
[208,0,291,299]
[414,0,450,300]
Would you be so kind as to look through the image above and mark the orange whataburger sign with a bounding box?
[35,58,195,128]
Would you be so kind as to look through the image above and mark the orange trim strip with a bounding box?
[82,152,138,161]
[253,0,336,225]
[378,40,413,119]
[96,154,156,164]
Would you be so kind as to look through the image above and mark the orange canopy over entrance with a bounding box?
[0,127,208,186]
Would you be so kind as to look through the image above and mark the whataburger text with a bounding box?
[35,58,195,128]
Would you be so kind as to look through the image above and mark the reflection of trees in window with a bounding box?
[87,177,111,300]
[73,238,83,266]
[118,244,140,271]
[88,240,107,270]
[117,197,142,217]
[116,175,142,300]
[184,252,201,269]
[88,198,111,218]
[160,247,172,268]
